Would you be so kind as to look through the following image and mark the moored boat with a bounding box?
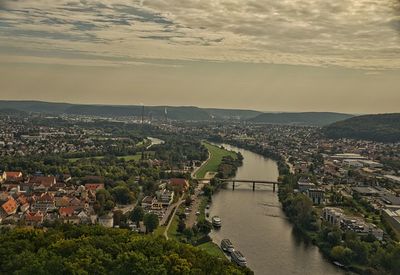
[231,250,247,267]
[212,216,222,227]
[221,239,235,253]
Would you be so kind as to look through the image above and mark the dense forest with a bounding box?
[0,225,251,275]
[323,113,400,142]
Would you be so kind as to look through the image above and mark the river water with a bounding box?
[209,144,343,275]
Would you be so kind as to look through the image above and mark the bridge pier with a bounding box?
[252,182,255,191]
[273,183,276,192]
[232,181,235,190]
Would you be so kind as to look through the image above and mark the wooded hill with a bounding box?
[323,113,400,142]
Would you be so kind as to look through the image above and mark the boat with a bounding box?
[212,216,222,227]
[221,239,235,253]
[231,251,247,267]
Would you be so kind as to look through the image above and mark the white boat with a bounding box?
[231,251,247,267]
[212,216,222,227]
[221,239,235,253]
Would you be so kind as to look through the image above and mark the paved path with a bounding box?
[191,150,211,178]
[160,199,181,226]
[164,195,184,240]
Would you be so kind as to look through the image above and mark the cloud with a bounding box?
[0,0,399,69]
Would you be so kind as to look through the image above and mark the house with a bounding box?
[168,178,189,192]
[59,207,75,217]
[307,189,325,205]
[24,211,44,226]
[1,196,17,216]
[298,178,315,192]
[31,193,55,212]
[2,172,23,182]
[16,195,29,212]
[85,183,105,192]
[28,176,56,192]
[77,211,92,224]
[141,196,156,209]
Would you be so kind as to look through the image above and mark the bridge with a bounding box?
[195,178,280,192]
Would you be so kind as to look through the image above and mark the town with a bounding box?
[0,112,399,274]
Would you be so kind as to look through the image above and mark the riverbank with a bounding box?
[215,140,399,274]
[206,143,342,274]
[194,142,239,179]
[166,142,242,260]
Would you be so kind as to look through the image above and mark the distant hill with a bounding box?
[0,101,214,121]
[64,105,212,121]
[323,113,400,142]
[0,101,355,124]
[205,108,262,120]
[0,108,28,117]
[0,101,72,114]
[249,112,354,126]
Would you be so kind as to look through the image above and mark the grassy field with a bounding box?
[153,225,166,237]
[166,214,180,241]
[197,242,226,258]
[194,142,238,179]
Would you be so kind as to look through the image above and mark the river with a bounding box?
[209,144,343,275]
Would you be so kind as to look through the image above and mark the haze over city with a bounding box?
[1,0,400,113]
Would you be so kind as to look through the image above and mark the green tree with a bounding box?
[130,206,144,225]
[111,185,134,205]
[143,213,159,233]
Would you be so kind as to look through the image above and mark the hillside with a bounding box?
[249,112,354,126]
[323,113,400,142]
[0,101,263,121]
[0,225,251,275]
[205,108,262,120]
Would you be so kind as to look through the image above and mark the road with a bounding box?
[185,183,204,228]
[164,195,184,240]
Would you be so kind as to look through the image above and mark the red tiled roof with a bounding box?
[169,178,189,189]
[84,183,105,191]
[17,195,28,205]
[25,211,44,222]
[5,172,22,178]
[1,197,17,215]
[59,207,74,216]
[28,176,56,187]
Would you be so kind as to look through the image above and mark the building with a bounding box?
[31,193,55,212]
[384,175,400,185]
[141,196,156,209]
[307,188,325,205]
[352,186,379,196]
[157,189,174,206]
[98,213,114,228]
[382,208,400,236]
[84,183,105,192]
[1,196,17,216]
[322,207,344,226]
[24,211,44,226]
[298,178,315,192]
[29,176,56,192]
[2,172,23,182]
[168,178,189,192]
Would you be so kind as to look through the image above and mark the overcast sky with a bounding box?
[0,0,400,113]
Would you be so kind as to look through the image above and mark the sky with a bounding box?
[0,0,400,113]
